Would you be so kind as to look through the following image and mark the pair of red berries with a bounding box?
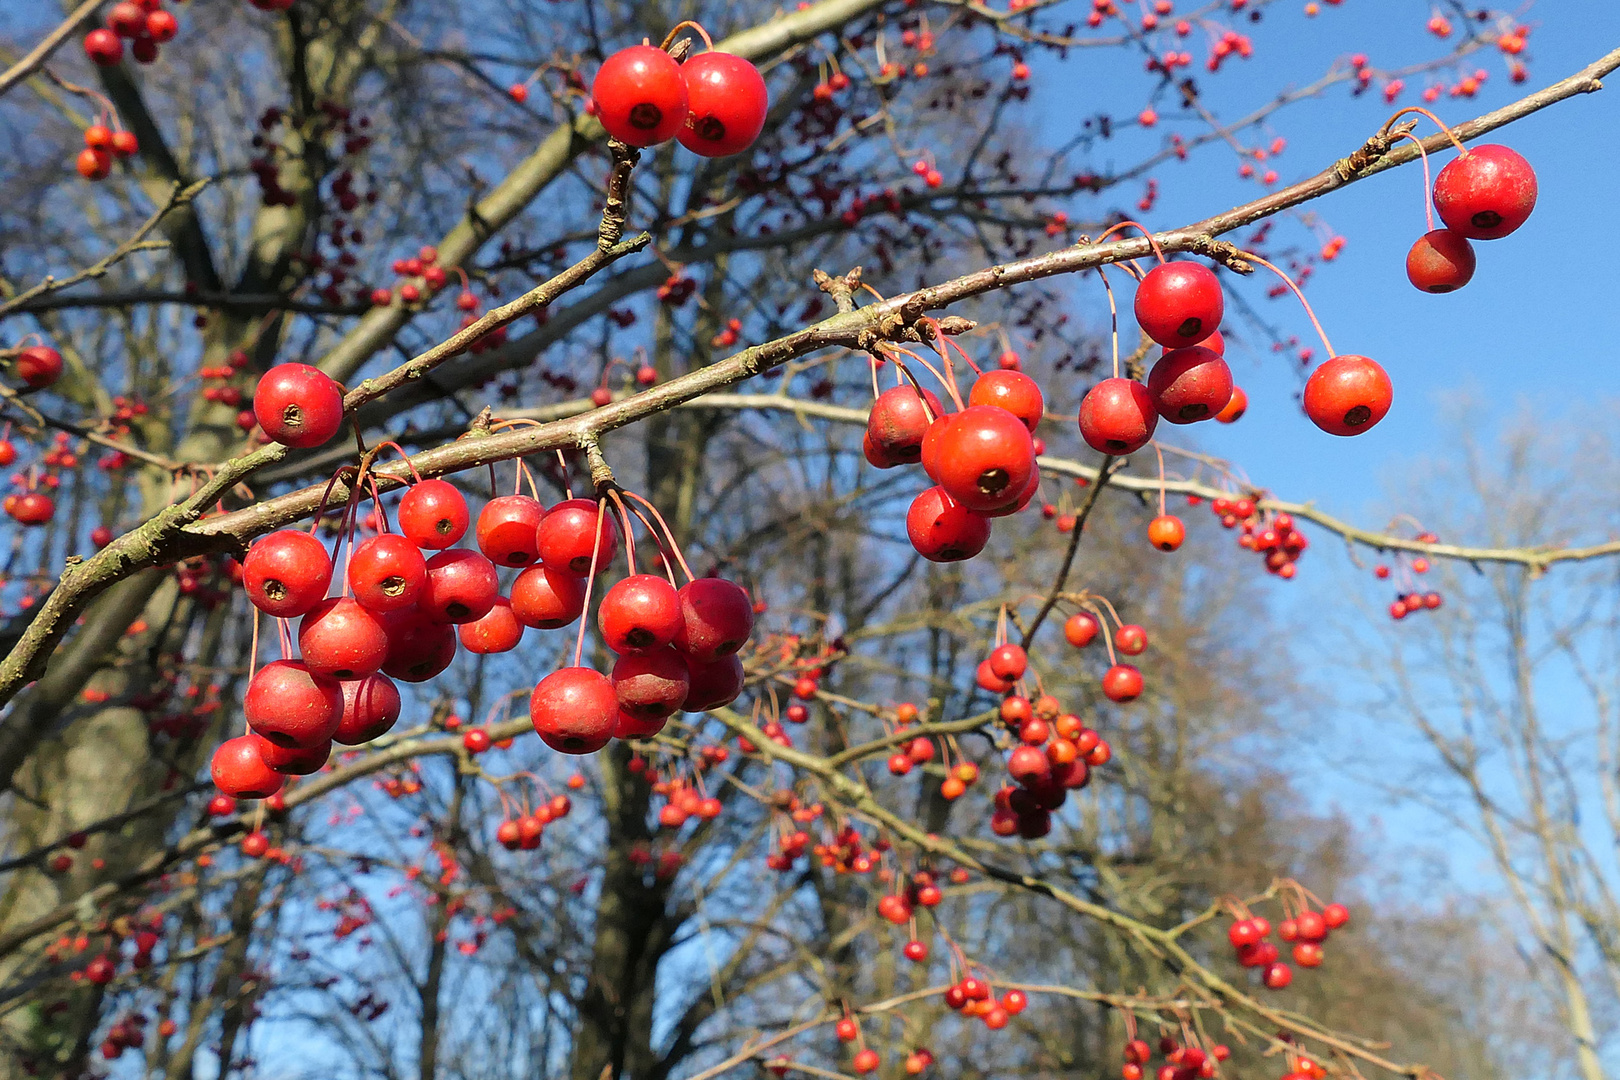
[1079,262,1230,454]
[592,43,768,157]
[1407,144,1537,294]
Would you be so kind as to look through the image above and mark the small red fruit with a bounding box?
[612,646,691,720]
[592,45,689,147]
[1432,145,1537,240]
[906,486,991,562]
[420,549,500,624]
[253,363,344,448]
[243,530,332,618]
[598,574,683,653]
[672,577,754,662]
[968,370,1045,432]
[1214,385,1248,424]
[458,597,525,654]
[348,533,427,613]
[538,498,618,575]
[398,480,469,549]
[334,674,402,744]
[676,52,768,157]
[1101,664,1144,702]
[1302,355,1392,436]
[1406,229,1476,293]
[299,597,390,679]
[210,735,285,799]
[475,495,545,567]
[15,346,64,390]
[1134,262,1224,347]
[1147,346,1232,424]
[1147,514,1184,551]
[510,564,587,629]
[244,660,343,748]
[1078,378,1158,455]
[933,405,1036,511]
[530,667,618,754]
[84,28,124,65]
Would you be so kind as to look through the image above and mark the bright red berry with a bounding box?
[677,52,768,157]
[592,45,689,146]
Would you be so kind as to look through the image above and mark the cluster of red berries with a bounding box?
[76,120,139,181]
[495,793,575,850]
[82,1,179,68]
[252,103,373,212]
[1226,900,1349,990]
[1061,609,1149,702]
[1406,143,1537,294]
[591,37,768,158]
[940,975,1027,1030]
[1121,1036,1230,1080]
[864,362,1044,563]
[1193,497,1310,579]
[1372,540,1442,620]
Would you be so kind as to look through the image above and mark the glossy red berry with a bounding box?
[1101,664,1144,702]
[1064,612,1100,647]
[299,597,390,680]
[1432,145,1536,240]
[538,498,618,575]
[107,2,145,37]
[906,486,991,562]
[244,660,343,748]
[1322,902,1350,928]
[530,667,618,754]
[598,574,683,653]
[988,643,1027,680]
[145,9,178,41]
[420,549,500,624]
[9,493,54,525]
[380,607,458,682]
[1147,346,1232,424]
[592,45,689,147]
[253,364,343,448]
[683,653,745,712]
[865,384,945,467]
[1114,624,1148,655]
[475,495,545,567]
[1406,229,1476,293]
[968,370,1044,432]
[672,577,754,662]
[1263,961,1293,989]
[1215,386,1247,424]
[398,480,469,549]
[510,564,587,629]
[1147,514,1184,551]
[613,646,691,720]
[210,735,285,799]
[458,597,524,654]
[76,147,111,180]
[242,530,332,617]
[934,405,1036,512]
[1302,355,1392,436]
[1078,378,1158,455]
[84,28,123,65]
[255,734,331,776]
[348,533,427,613]
[677,52,768,157]
[334,674,401,744]
[15,346,63,390]
[1134,262,1223,347]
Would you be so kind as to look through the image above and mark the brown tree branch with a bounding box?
[0,0,104,100]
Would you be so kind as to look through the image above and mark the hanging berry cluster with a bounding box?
[83,1,180,69]
[1121,1034,1231,1080]
[1372,535,1442,620]
[1225,888,1350,991]
[590,25,768,158]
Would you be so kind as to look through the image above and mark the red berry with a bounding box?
[968,370,1045,432]
[210,735,285,799]
[110,130,138,157]
[530,667,617,754]
[988,643,1027,680]
[676,52,768,157]
[865,384,945,467]
[683,654,745,712]
[475,495,545,567]
[591,45,689,146]
[15,346,64,390]
[1405,229,1476,293]
[1147,514,1184,551]
[419,549,499,624]
[1147,346,1232,424]
[299,597,389,679]
[398,480,470,549]
[1214,385,1247,424]
[243,530,333,617]
[255,733,331,776]
[598,574,682,653]
[510,564,587,629]
[107,2,145,36]
[244,660,343,748]
[1263,961,1293,989]
[145,9,178,41]
[380,607,458,682]
[1101,664,1144,702]
[348,533,427,613]
[84,29,124,65]
[612,646,691,720]
[1064,612,1100,647]
[1134,262,1223,347]
[906,486,991,562]
[1078,378,1158,455]
[672,577,754,662]
[334,673,402,744]
[1322,902,1350,928]
[538,498,618,575]
[458,597,525,654]
[933,405,1036,512]
[1114,624,1148,655]
[1302,355,1392,436]
[76,147,112,180]
[1432,145,1537,239]
[253,363,344,448]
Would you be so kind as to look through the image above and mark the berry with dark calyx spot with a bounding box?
[242,530,332,618]
[420,549,500,624]
[334,674,402,744]
[538,498,618,575]
[1432,145,1537,240]
[598,574,683,653]
[379,607,458,682]
[299,597,390,679]
[210,735,285,799]
[613,646,690,720]
[253,363,344,448]
[348,533,427,613]
[509,564,587,628]
[458,597,525,654]
[682,653,745,712]
[968,370,1045,432]
[677,52,768,157]
[672,577,754,662]
[1302,355,1392,436]
[1078,378,1158,455]
[244,660,343,748]
[907,486,991,562]
[530,667,617,754]
[1134,262,1224,347]
[988,643,1027,680]
[1148,514,1184,551]
[934,405,1036,512]
[1147,346,1232,424]
[84,28,124,66]
[592,45,689,147]
[1215,386,1248,424]
[398,480,469,549]
[1406,229,1476,293]
[1102,663,1144,702]
[476,495,546,567]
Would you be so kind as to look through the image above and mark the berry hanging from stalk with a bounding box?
[531,667,618,754]
[1078,378,1158,455]
[243,531,333,618]
[1147,346,1233,424]
[677,52,768,157]
[1432,144,1537,240]
[906,486,991,562]
[1303,355,1393,436]
[253,363,345,449]
[1134,261,1224,348]
[1406,229,1475,293]
[591,44,689,147]
[1148,515,1184,551]
[398,479,470,550]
